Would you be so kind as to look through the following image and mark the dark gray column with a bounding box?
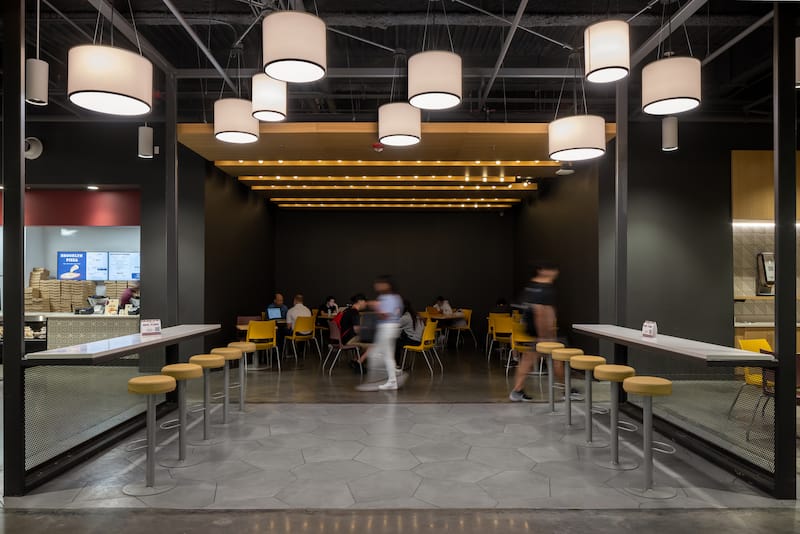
[3,0,26,496]
[165,72,179,328]
[772,2,796,500]
[613,79,629,373]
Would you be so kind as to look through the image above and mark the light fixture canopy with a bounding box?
[408,51,462,110]
[214,98,259,144]
[584,20,630,83]
[68,45,153,116]
[548,115,606,162]
[138,125,154,159]
[251,74,287,121]
[26,58,49,106]
[263,11,327,83]
[662,116,678,152]
[642,56,701,115]
[378,102,421,147]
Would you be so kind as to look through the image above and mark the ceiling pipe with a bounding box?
[702,10,773,67]
[630,0,708,67]
[175,67,580,80]
[478,0,529,111]
[161,0,236,92]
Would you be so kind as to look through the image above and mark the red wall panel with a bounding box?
[0,190,141,226]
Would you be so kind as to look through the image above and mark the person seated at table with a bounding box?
[266,293,288,319]
[319,296,338,315]
[491,297,512,315]
[433,296,453,315]
[397,299,424,355]
[340,294,370,370]
[286,294,312,334]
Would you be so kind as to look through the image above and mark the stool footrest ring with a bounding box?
[591,406,609,415]
[159,418,180,430]
[124,438,147,452]
[652,440,676,455]
[617,420,638,432]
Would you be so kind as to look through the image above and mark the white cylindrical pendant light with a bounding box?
[548,115,606,162]
[378,102,421,147]
[68,45,153,116]
[408,51,462,110]
[795,37,800,89]
[584,20,630,83]
[25,58,49,106]
[138,126,154,159]
[251,74,287,122]
[641,56,701,115]
[662,116,678,152]
[263,11,327,83]
[214,98,259,144]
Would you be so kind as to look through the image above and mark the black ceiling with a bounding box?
[3,0,783,123]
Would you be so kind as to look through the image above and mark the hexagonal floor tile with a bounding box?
[355,447,420,470]
[410,441,471,463]
[414,460,501,483]
[241,447,304,471]
[302,441,363,463]
[467,447,537,470]
[348,470,422,502]
[478,470,550,500]
[292,460,377,482]
[276,479,354,508]
[414,478,497,508]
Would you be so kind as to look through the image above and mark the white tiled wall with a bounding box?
[732,225,800,322]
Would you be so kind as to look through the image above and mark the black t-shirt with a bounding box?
[340,307,360,343]
[522,281,556,336]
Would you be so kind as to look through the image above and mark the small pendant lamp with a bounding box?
[548,115,606,162]
[214,98,259,144]
[251,73,287,122]
[138,125,154,159]
[378,102,421,147]
[584,20,630,83]
[263,11,327,83]
[68,45,153,116]
[662,116,678,152]
[641,56,701,115]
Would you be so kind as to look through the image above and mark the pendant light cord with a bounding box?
[676,0,694,57]
[421,0,432,52]
[35,0,41,59]
[440,0,455,54]
[127,0,143,56]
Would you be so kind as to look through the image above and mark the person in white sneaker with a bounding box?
[371,276,403,390]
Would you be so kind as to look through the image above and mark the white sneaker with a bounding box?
[378,381,398,390]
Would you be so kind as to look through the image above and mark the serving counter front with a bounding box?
[20,323,220,491]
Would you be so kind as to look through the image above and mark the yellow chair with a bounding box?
[283,315,322,363]
[401,320,441,376]
[447,308,478,348]
[487,315,513,365]
[246,320,280,372]
[508,321,537,376]
[728,338,771,418]
[312,308,328,348]
[511,309,523,323]
[486,312,511,354]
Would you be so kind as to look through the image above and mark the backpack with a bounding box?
[332,309,346,330]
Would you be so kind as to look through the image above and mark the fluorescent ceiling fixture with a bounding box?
[548,115,606,162]
[642,56,701,115]
[262,11,327,83]
[60,228,78,237]
[214,98,259,144]
[68,45,153,116]
[251,73,287,122]
[584,20,630,83]
[408,51,462,110]
[378,102,421,147]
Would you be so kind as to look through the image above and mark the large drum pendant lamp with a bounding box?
[584,20,630,83]
[548,115,606,162]
[641,56,701,115]
[263,11,327,83]
[68,45,153,116]
[251,74,287,122]
[408,51,462,110]
[214,98,259,144]
[378,102,421,147]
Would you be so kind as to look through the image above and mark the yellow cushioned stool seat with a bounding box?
[570,355,607,371]
[623,376,672,397]
[211,347,243,361]
[161,363,203,381]
[551,347,584,362]
[228,341,257,353]
[129,375,176,395]
[594,364,635,382]
[189,354,225,369]
[536,341,565,354]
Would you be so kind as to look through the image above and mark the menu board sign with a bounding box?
[86,252,109,281]
[57,251,86,280]
[108,252,141,281]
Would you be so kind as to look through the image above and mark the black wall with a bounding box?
[274,210,514,335]
[204,167,275,348]
[597,121,772,378]
[514,167,600,353]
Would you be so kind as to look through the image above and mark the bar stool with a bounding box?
[123,375,177,497]
[550,348,584,425]
[159,363,203,468]
[227,341,255,411]
[623,376,676,499]
[188,354,225,443]
[210,346,244,423]
[593,364,638,471]
[536,341,564,413]
[565,355,608,448]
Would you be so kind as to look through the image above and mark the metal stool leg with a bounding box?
[203,368,211,439]
[239,358,246,412]
[565,369,608,447]
[159,379,207,468]
[624,396,676,499]
[122,394,176,496]
[547,354,555,412]
[564,362,572,425]
[222,361,230,424]
[596,381,638,470]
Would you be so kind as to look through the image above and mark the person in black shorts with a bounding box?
[510,262,559,402]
